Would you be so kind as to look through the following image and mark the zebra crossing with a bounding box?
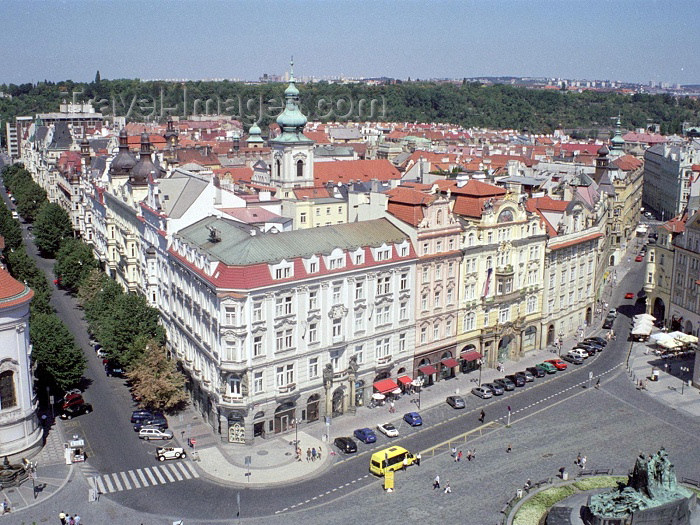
[85,461,199,494]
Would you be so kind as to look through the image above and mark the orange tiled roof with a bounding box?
[0,267,34,309]
[294,187,331,199]
[314,159,401,184]
[612,155,643,171]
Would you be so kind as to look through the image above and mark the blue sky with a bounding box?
[1,0,698,85]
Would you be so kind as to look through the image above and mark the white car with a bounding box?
[377,422,399,437]
[156,446,186,461]
[138,427,173,440]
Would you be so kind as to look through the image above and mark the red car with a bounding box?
[545,359,568,370]
[635,255,643,262]
[62,393,84,410]
[624,292,635,299]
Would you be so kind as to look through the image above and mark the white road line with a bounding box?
[183,461,200,478]
[152,466,168,483]
[136,469,149,486]
[111,473,124,491]
[144,467,159,485]
[167,463,183,481]
[87,477,95,489]
[128,470,141,488]
[175,462,192,479]
[96,478,107,494]
[103,475,115,492]
[120,471,132,490]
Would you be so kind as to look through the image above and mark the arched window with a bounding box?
[436,209,443,225]
[0,371,17,410]
[276,159,281,178]
[468,233,475,247]
[297,160,304,178]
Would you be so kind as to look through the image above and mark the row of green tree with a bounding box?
[1,165,85,395]
[2,78,699,145]
[2,164,186,411]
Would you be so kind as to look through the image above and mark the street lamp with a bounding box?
[680,366,690,394]
[558,331,564,356]
[477,359,483,386]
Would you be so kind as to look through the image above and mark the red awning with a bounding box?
[442,358,459,368]
[373,379,399,394]
[418,365,437,376]
[397,375,413,386]
[461,351,482,362]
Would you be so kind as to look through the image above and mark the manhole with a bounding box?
[542,453,554,458]
[256,450,268,456]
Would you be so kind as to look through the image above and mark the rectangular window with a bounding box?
[354,309,364,332]
[421,293,428,311]
[332,318,342,338]
[329,256,344,270]
[446,318,453,335]
[499,306,510,324]
[435,264,442,279]
[354,344,364,364]
[436,241,442,252]
[309,290,318,310]
[300,213,307,224]
[275,296,292,317]
[398,333,406,353]
[399,302,408,321]
[420,326,427,344]
[433,323,440,341]
[254,371,263,393]
[400,272,408,290]
[332,284,342,304]
[308,322,318,343]
[308,357,319,378]
[376,248,390,261]
[225,306,237,326]
[376,276,390,295]
[434,289,441,307]
[253,335,263,357]
[275,267,291,280]
[275,328,293,351]
[253,301,263,322]
[355,281,364,300]
[422,242,429,255]
[422,266,429,283]
[446,287,453,304]
[309,261,318,273]
[400,245,408,257]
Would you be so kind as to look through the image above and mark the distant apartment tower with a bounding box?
[6,116,33,159]
[643,142,700,221]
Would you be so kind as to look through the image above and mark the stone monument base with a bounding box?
[581,491,696,525]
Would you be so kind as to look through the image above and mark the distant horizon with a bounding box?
[0,0,698,86]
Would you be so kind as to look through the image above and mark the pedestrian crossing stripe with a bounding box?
[86,462,199,494]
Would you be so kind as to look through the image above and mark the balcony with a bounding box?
[333,370,348,381]
[377,355,392,365]
[277,383,296,394]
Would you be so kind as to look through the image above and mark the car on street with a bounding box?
[545,359,568,370]
[563,353,584,365]
[585,337,607,347]
[131,409,156,424]
[537,362,558,374]
[156,447,186,461]
[133,414,168,431]
[517,370,535,382]
[608,308,618,318]
[96,348,108,359]
[138,426,173,440]
[569,348,589,359]
[624,292,635,299]
[105,361,126,378]
[334,436,358,454]
[62,393,85,410]
[353,428,377,444]
[505,374,526,387]
[635,255,644,262]
[471,386,493,399]
[446,395,466,409]
[579,341,603,353]
[603,317,615,329]
[403,412,423,426]
[60,402,93,419]
[377,422,399,437]
[526,366,546,378]
[493,377,516,391]
[482,382,504,395]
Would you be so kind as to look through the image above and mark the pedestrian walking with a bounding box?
[595,378,600,389]
[451,446,457,458]
[68,516,75,525]
[444,481,451,494]
[389,400,395,413]
[479,410,485,423]
[575,454,581,467]
[559,466,566,479]
[311,447,317,461]
[581,456,587,469]
[466,449,473,461]
[296,446,302,461]
[506,443,512,453]
[433,475,440,489]
[524,479,531,490]
[415,452,421,466]
[59,511,66,525]
[74,516,80,525]
[457,450,463,462]
[318,446,322,460]
[306,448,311,461]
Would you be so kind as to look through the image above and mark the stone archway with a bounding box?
[523,326,537,350]
[498,335,513,362]
[332,386,345,417]
[547,325,555,346]
[653,298,665,326]
[306,394,320,423]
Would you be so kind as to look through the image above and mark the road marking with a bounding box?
[111,473,124,491]
[119,471,131,490]
[96,478,107,494]
[127,470,141,488]
[144,467,159,485]
[167,463,183,481]
[152,466,167,484]
[103,475,115,492]
[183,461,200,478]
[175,462,192,479]
[136,469,149,486]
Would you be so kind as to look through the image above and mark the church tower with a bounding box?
[610,115,625,157]
[270,60,315,191]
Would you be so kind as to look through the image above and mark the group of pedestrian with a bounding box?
[59,511,81,525]
[432,475,451,494]
[305,446,322,462]
[575,454,587,469]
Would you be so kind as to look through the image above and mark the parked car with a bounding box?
[133,414,168,432]
[569,348,589,359]
[482,382,504,396]
[537,362,558,374]
[635,255,644,262]
[334,436,358,454]
[526,366,546,378]
[138,426,173,440]
[403,412,423,426]
[505,374,526,387]
[96,348,108,359]
[624,292,635,299]
[608,308,618,318]
[563,353,584,365]
[377,422,399,437]
[471,386,493,399]
[62,393,84,410]
[156,446,186,461]
[516,370,535,383]
[353,428,377,444]
[446,395,466,409]
[60,403,93,420]
[584,337,607,347]
[603,318,615,329]
[493,377,516,391]
[105,361,126,378]
[131,409,155,424]
[545,359,568,370]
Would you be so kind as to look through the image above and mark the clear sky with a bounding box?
[1,0,698,85]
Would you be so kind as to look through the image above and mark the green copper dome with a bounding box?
[274,58,312,142]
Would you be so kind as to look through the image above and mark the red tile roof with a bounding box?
[435,179,507,198]
[386,187,436,226]
[314,159,401,184]
[0,267,34,309]
[550,232,603,250]
[612,155,643,171]
[214,167,253,182]
[525,196,569,212]
[452,196,490,218]
[294,187,331,199]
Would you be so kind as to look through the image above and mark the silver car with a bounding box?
[138,426,174,440]
[471,386,493,399]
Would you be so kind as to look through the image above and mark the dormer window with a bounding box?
[375,248,390,261]
[329,256,344,270]
[275,267,291,280]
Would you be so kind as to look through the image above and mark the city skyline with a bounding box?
[1,0,698,86]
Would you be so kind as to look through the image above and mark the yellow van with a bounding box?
[369,446,414,476]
